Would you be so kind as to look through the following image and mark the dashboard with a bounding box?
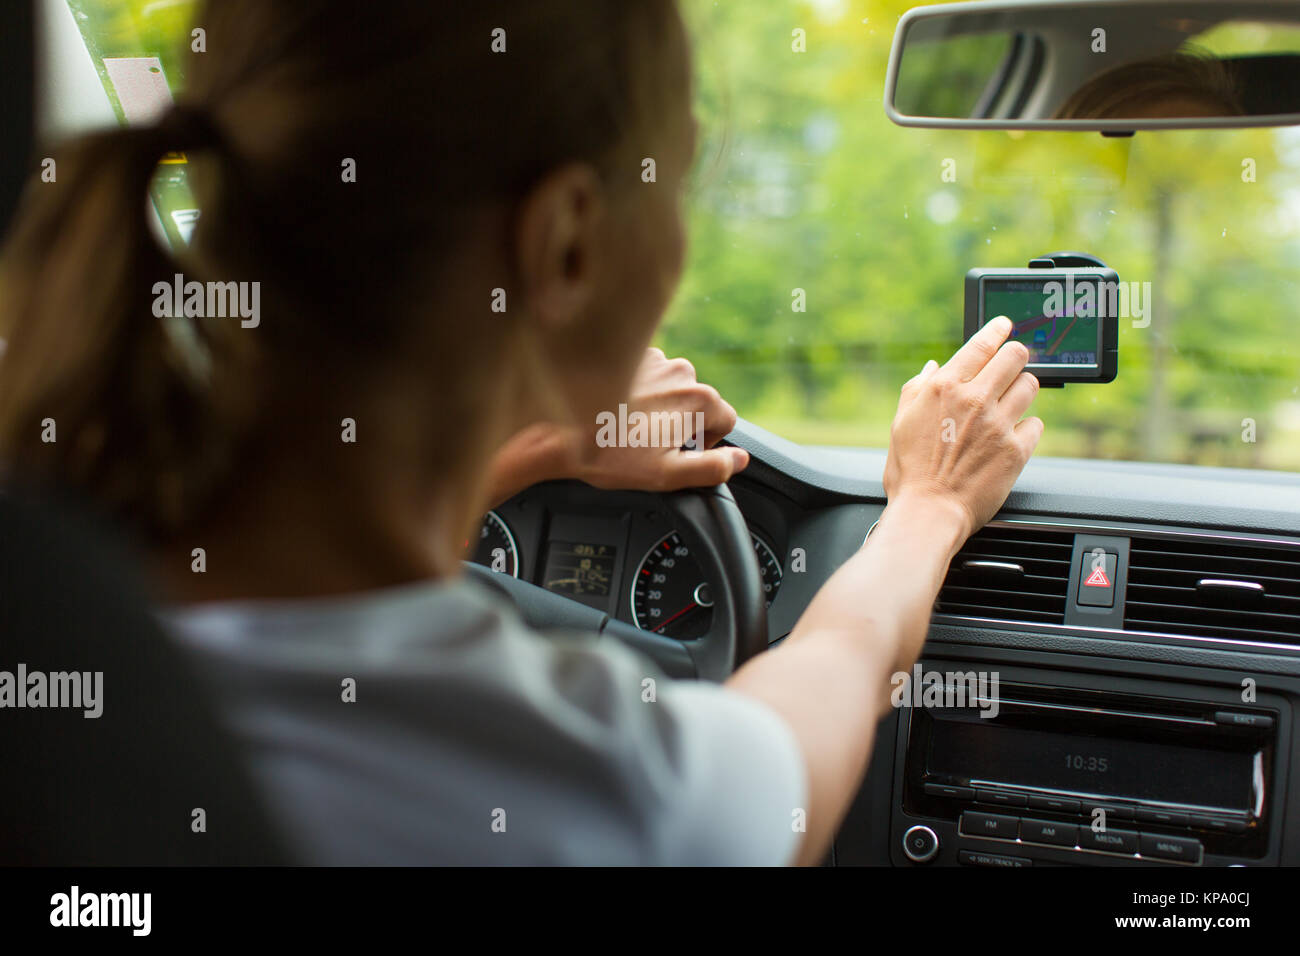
[470,481,789,642]
[471,418,1300,867]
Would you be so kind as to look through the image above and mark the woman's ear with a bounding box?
[512,162,606,330]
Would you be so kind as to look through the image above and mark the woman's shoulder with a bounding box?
[159,573,805,864]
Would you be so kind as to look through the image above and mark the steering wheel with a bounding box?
[463,484,768,682]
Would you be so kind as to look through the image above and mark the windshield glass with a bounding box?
[669,0,1300,470]
[60,0,1300,471]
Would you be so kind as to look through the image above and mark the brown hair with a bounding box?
[0,0,682,538]
[1056,50,1244,120]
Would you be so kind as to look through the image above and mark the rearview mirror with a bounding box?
[885,0,1300,131]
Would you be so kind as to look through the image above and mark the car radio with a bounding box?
[891,672,1286,867]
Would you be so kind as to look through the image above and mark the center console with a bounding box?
[888,661,1290,867]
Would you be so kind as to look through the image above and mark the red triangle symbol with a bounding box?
[1084,566,1111,588]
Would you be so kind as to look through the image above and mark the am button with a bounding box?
[1021,818,1079,847]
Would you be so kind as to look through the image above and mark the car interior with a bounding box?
[3,0,1300,878]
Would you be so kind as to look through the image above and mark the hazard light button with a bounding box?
[1078,552,1117,607]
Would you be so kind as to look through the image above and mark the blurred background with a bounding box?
[59,0,1300,469]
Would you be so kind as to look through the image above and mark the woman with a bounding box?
[1055,51,1245,120]
[0,0,1041,864]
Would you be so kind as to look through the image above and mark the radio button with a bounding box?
[1140,833,1202,863]
[960,811,1020,840]
[1078,827,1139,854]
[1083,801,1135,821]
[1021,818,1079,847]
[1190,815,1248,834]
[1213,711,1274,730]
[1028,795,1081,814]
[958,850,1032,867]
[924,783,976,801]
[976,789,1028,808]
[1136,807,1190,827]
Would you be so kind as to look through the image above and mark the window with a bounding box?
[58,0,1300,470]
[670,0,1300,469]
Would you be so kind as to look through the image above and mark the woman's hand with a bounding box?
[572,347,750,491]
[882,316,1044,540]
[485,348,749,507]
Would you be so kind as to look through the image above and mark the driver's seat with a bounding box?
[0,490,289,864]
[0,0,284,868]
[0,0,282,860]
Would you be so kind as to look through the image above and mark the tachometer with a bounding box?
[470,510,519,577]
[631,531,783,639]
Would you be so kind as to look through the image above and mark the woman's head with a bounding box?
[0,0,693,538]
[1055,51,1244,120]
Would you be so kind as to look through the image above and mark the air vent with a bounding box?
[935,525,1074,625]
[1125,536,1300,644]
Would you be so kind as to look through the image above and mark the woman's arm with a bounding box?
[483,423,578,507]
[725,491,966,865]
[725,317,1044,865]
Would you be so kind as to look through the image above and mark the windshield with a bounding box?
[670,0,1300,470]
[58,0,1300,471]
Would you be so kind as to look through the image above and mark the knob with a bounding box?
[902,824,940,864]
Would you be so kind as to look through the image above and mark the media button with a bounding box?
[960,811,1020,840]
[1078,827,1139,854]
[1020,818,1079,848]
[1140,833,1202,863]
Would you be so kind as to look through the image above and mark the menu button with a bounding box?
[1140,833,1202,863]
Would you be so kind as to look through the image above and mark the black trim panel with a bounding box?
[727,418,1300,536]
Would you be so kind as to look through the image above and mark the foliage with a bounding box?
[64,0,1300,469]
[669,0,1300,469]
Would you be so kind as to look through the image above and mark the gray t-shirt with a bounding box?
[162,576,806,865]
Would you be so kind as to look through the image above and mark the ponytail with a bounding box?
[0,110,257,537]
[0,0,686,541]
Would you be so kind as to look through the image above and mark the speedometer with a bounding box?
[631,531,783,640]
[470,510,519,577]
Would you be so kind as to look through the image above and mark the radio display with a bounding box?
[927,713,1256,812]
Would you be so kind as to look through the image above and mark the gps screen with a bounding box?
[981,279,1101,368]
